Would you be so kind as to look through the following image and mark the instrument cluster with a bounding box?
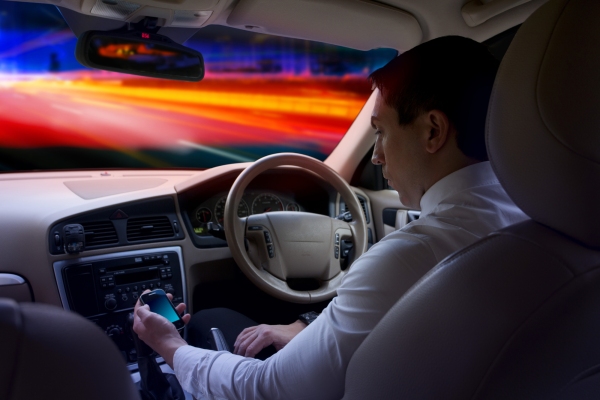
[191,191,303,237]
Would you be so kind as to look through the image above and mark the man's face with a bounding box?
[371,92,429,209]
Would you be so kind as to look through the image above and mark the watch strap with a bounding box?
[299,311,320,325]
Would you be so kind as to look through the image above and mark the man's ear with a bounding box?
[424,110,451,154]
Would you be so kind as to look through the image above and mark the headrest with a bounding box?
[0,298,140,400]
[487,0,600,248]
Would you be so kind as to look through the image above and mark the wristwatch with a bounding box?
[298,311,320,326]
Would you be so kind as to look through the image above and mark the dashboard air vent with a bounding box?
[81,221,118,246]
[343,197,370,223]
[127,216,174,241]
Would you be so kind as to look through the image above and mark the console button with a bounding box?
[248,225,263,231]
[104,298,117,310]
[264,231,272,243]
[110,209,128,220]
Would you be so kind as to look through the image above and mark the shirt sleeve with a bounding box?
[174,233,436,400]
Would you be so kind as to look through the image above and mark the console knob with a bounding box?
[166,288,175,295]
[105,298,117,310]
[107,327,121,337]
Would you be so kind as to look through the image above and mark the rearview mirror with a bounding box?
[76,29,204,82]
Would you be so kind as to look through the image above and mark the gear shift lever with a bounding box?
[128,313,186,400]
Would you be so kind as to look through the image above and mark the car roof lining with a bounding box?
[7,0,547,50]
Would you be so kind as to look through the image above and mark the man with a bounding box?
[133,36,528,399]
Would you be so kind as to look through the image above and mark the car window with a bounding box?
[0,2,396,171]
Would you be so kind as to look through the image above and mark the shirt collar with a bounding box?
[419,161,498,217]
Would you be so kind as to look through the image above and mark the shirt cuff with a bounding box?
[173,345,209,395]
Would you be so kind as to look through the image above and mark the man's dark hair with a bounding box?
[370,36,500,161]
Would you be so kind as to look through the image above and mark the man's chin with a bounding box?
[398,193,415,209]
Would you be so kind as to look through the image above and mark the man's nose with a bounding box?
[372,137,384,165]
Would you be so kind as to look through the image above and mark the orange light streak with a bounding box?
[8,78,365,119]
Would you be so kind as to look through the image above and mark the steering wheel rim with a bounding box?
[224,153,368,303]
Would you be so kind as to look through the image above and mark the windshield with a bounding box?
[0,2,396,171]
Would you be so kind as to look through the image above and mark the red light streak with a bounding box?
[0,74,371,157]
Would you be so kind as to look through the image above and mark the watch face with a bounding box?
[300,311,320,325]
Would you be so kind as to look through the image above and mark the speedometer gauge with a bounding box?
[252,193,284,214]
[286,203,300,211]
[214,196,249,223]
[196,207,212,223]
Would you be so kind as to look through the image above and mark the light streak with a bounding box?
[178,140,254,162]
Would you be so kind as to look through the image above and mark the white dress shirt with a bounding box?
[174,161,528,400]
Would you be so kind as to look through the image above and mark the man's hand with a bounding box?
[233,320,307,358]
[133,291,192,368]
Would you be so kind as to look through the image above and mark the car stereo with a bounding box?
[53,247,187,366]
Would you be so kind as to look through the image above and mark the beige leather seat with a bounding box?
[342,0,600,398]
[0,298,140,400]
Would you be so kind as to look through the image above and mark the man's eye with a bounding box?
[374,130,382,135]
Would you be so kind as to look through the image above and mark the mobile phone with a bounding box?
[139,289,185,330]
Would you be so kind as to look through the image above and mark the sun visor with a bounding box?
[226,0,422,51]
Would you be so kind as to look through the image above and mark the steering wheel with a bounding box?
[224,153,368,303]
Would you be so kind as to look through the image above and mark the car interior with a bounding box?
[2,0,599,398]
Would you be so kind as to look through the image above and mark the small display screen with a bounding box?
[115,269,159,285]
[143,293,180,323]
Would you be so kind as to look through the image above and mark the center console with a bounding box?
[53,246,187,366]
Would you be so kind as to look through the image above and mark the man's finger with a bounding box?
[135,290,151,308]
[237,332,259,356]
[245,333,273,358]
[136,304,152,321]
[245,336,267,358]
[235,334,252,355]
[236,326,256,343]
[175,303,186,315]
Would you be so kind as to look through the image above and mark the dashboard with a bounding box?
[178,167,334,248]
[190,190,306,237]
[0,162,376,367]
